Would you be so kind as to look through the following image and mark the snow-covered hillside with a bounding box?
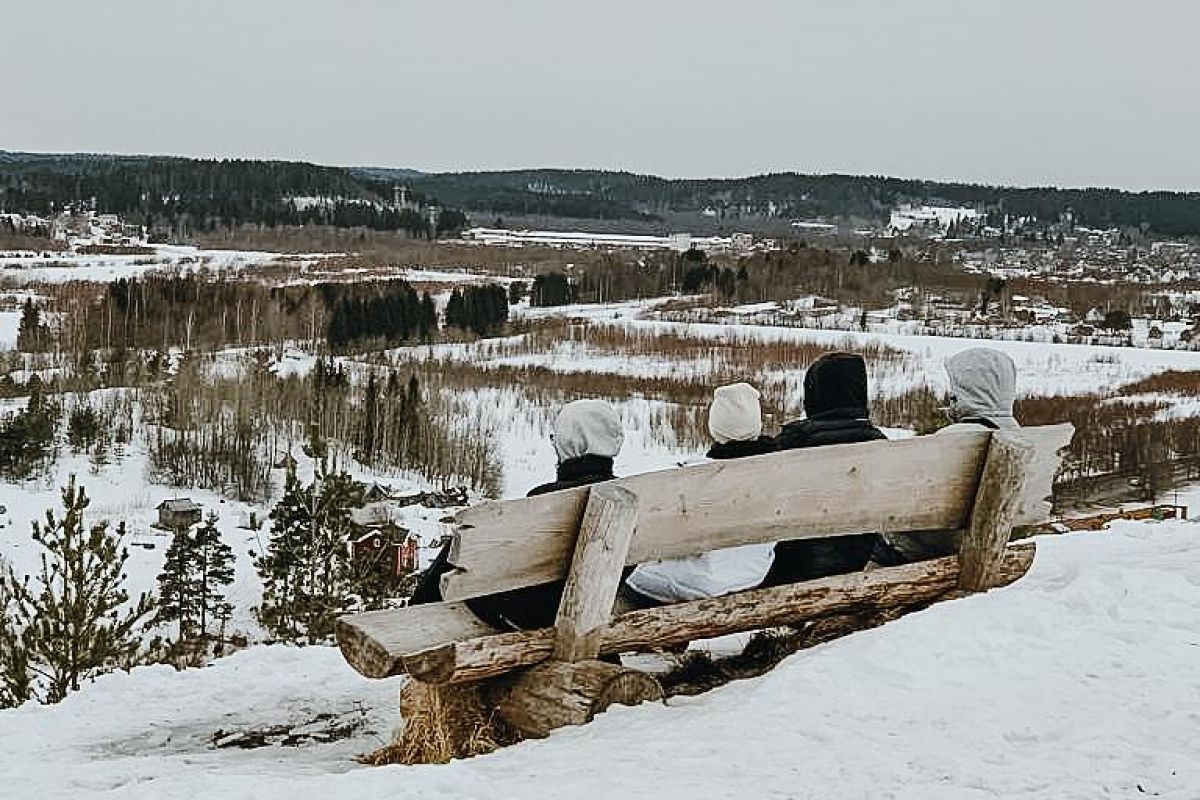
[4,521,1198,799]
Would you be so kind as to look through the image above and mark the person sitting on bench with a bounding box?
[937,347,1019,433]
[873,347,1021,565]
[762,352,888,585]
[623,382,778,605]
[409,399,625,630]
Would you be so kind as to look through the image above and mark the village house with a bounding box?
[350,525,421,577]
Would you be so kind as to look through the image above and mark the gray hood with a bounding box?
[552,400,624,462]
[945,348,1019,428]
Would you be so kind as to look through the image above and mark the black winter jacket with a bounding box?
[409,455,617,630]
[763,353,887,586]
[527,454,616,496]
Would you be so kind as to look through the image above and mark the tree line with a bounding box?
[408,168,1200,237]
[0,152,467,239]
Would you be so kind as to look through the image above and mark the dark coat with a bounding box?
[706,436,778,460]
[527,454,615,496]
[764,352,887,586]
[409,455,616,630]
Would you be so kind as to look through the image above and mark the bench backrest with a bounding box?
[440,424,1073,602]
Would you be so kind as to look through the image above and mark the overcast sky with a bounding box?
[3,0,1198,190]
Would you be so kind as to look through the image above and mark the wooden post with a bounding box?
[958,431,1036,592]
[553,485,639,661]
[488,660,663,738]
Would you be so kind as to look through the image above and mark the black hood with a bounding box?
[803,352,870,419]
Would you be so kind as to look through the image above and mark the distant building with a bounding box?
[363,483,392,504]
[462,227,733,253]
[790,220,838,237]
[156,498,202,530]
[350,525,421,576]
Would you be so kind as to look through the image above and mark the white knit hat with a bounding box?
[707,383,763,444]
[552,399,624,462]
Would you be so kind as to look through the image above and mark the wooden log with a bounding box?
[441,424,1072,602]
[335,601,499,679]
[554,485,639,661]
[958,431,1036,592]
[390,542,1035,684]
[1011,424,1074,524]
[488,660,664,738]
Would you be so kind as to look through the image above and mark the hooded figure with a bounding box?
[873,348,1022,565]
[764,353,887,586]
[623,384,777,604]
[529,399,624,496]
[410,400,625,630]
[776,353,887,449]
[940,348,1019,432]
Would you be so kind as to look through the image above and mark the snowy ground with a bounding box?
[611,317,1200,397]
[4,520,1198,799]
[0,244,306,284]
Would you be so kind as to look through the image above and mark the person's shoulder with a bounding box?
[935,422,989,435]
[775,419,810,449]
[707,436,778,459]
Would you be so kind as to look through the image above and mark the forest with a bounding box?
[0,152,467,238]
[8,151,1200,240]
[397,168,1200,236]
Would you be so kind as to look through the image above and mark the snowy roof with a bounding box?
[157,498,200,512]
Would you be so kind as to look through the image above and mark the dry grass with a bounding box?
[1117,370,1200,397]
[359,679,517,766]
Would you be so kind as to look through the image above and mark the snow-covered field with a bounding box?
[3,521,1198,799]
[613,317,1200,397]
[0,244,307,284]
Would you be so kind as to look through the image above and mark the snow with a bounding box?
[4,521,1199,798]
[0,309,21,348]
[0,244,321,285]
[890,204,982,233]
[613,318,1200,397]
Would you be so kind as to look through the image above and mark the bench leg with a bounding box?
[959,431,1036,592]
[488,659,664,739]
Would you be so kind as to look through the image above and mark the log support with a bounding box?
[488,659,664,738]
[959,431,1036,592]
[553,485,639,661]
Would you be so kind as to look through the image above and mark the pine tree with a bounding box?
[156,525,198,640]
[255,460,367,643]
[0,566,33,708]
[191,512,235,639]
[4,477,153,703]
[16,299,43,352]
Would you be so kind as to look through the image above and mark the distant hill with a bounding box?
[349,166,427,182]
[5,151,1200,238]
[403,169,1200,237]
[0,151,451,238]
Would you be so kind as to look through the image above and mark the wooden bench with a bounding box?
[338,424,1073,740]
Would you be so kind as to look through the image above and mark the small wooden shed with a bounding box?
[156,498,202,530]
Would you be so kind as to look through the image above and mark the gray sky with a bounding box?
[3,0,1198,190]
